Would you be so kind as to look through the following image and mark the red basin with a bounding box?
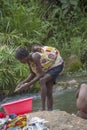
[1,97,33,115]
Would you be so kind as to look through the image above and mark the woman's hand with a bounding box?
[14,83,29,92]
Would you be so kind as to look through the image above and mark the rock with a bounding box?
[55,79,79,89]
[27,111,87,130]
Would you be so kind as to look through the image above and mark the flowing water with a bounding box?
[0,88,77,114]
[33,88,77,114]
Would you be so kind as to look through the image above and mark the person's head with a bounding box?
[32,45,42,52]
[15,47,29,64]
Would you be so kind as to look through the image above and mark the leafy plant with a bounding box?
[60,0,79,15]
[0,45,29,94]
[0,0,87,95]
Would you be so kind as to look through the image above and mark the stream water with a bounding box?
[0,87,77,114]
[33,88,77,114]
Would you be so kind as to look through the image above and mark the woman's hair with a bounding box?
[15,47,29,60]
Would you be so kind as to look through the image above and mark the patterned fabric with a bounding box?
[30,46,63,75]
[7,115,27,129]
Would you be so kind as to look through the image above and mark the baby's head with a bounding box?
[32,45,42,52]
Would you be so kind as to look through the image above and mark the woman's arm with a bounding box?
[15,66,35,92]
[23,53,44,86]
[15,53,44,91]
[21,66,35,84]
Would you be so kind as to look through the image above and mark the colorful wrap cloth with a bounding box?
[7,115,27,129]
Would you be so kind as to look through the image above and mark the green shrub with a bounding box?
[65,55,83,72]
[0,45,29,94]
[80,43,87,69]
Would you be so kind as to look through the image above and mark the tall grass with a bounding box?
[0,45,29,94]
[0,0,87,93]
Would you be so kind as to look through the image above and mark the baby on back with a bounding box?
[32,45,59,55]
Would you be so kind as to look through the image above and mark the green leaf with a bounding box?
[61,3,69,10]
[70,0,78,6]
[60,0,67,4]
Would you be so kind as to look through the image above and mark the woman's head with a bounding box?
[15,47,29,63]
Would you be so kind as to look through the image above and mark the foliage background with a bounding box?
[0,0,87,95]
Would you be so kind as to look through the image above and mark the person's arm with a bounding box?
[15,66,35,92]
[15,53,44,91]
[21,66,35,84]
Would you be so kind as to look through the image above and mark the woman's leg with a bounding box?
[46,80,53,111]
[39,64,63,110]
[39,74,52,110]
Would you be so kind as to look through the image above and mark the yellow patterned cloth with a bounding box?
[30,46,63,75]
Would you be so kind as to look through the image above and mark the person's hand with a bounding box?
[14,83,28,92]
[14,83,22,92]
[16,82,23,89]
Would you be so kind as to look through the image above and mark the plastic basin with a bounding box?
[1,97,33,115]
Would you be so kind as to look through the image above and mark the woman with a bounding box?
[15,46,64,111]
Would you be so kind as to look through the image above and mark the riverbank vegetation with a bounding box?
[0,0,87,95]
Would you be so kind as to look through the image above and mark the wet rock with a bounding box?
[55,79,79,89]
[27,111,87,130]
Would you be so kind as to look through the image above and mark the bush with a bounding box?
[0,45,29,94]
[65,55,83,72]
